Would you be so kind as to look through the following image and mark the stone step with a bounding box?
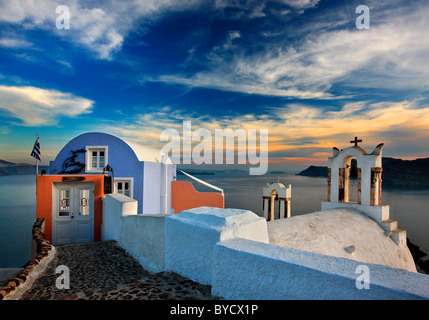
[381,219,398,232]
[390,229,407,247]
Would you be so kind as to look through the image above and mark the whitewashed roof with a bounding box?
[268,208,416,272]
[122,138,173,165]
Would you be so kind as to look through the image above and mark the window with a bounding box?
[79,189,90,216]
[59,189,70,216]
[114,178,133,198]
[85,146,108,172]
[91,150,105,169]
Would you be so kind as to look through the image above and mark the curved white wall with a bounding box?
[101,203,429,300]
[212,238,429,300]
[165,207,269,285]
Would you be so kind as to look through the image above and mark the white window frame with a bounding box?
[85,146,108,173]
[114,177,134,198]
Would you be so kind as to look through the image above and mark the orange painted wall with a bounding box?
[171,180,224,214]
[36,175,105,243]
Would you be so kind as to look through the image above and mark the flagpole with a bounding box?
[31,133,41,220]
[35,134,39,197]
[36,157,38,195]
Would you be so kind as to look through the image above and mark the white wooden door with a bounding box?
[53,182,94,245]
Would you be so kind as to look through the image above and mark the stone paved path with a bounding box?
[20,241,216,300]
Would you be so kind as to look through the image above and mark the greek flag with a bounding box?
[31,135,41,161]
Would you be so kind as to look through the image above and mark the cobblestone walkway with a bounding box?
[20,241,216,300]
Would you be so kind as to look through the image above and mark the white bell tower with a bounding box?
[262,178,291,221]
[321,138,406,247]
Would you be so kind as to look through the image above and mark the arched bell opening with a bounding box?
[339,156,361,204]
[324,139,385,211]
[262,182,292,221]
[269,189,278,221]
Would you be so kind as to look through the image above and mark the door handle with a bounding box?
[71,214,74,219]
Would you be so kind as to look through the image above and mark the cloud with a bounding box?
[213,0,320,18]
[99,99,429,166]
[0,85,94,126]
[152,2,429,99]
[0,0,206,60]
[0,37,32,48]
[264,100,429,161]
[0,0,324,60]
[278,0,320,9]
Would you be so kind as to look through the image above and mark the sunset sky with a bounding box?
[0,0,428,171]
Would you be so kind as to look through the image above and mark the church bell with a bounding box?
[103,164,114,194]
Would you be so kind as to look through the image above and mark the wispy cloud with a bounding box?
[279,0,321,9]
[0,37,32,48]
[99,99,429,165]
[0,0,205,60]
[0,0,325,61]
[151,2,429,99]
[0,85,93,126]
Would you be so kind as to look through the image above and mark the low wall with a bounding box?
[101,202,429,300]
[119,214,168,274]
[101,193,138,241]
[212,238,429,300]
[0,218,56,300]
[165,207,269,285]
[101,193,168,274]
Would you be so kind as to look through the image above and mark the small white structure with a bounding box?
[165,207,269,285]
[268,208,416,272]
[321,138,406,247]
[324,137,384,207]
[262,180,291,220]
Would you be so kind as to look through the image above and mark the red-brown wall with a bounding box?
[171,180,224,214]
[36,175,105,242]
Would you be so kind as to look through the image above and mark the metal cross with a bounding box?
[350,136,362,146]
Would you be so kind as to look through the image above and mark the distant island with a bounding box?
[177,168,247,176]
[296,166,327,178]
[0,159,48,176]
[297,157,429,188]
[0,160,251,177]
[2,157,429,188]
[177,169,214,175]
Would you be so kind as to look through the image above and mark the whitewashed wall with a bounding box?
[101,201,429,300]
[118,214,168,274]
[101,193,138,241]
[165,207,269,285]
[101,194,168,273]
[212,238,429,300]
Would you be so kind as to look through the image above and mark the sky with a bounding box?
[0,0,429,172]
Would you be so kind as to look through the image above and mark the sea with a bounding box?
[1,173,428,268]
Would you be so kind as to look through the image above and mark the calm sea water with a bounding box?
[0,173,428,268]
[179,172,429,255]
[0,175,37,268]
